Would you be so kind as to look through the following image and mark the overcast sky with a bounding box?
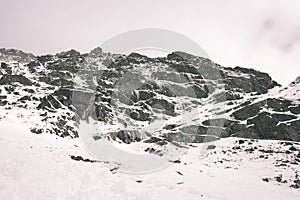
[1,0,299,85]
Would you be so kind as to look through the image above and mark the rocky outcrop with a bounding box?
[0,48,35,63]
[0,75,32,86]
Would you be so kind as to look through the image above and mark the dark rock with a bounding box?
[180,125,208,135]
[271,113,297,121]
[266,98,291,112]
[176,171,183,176]
[163,124,177,130]
[0,100,8,106]
[290,105,300,115]
[238,140,245,144]
[50,78,73,87]
[231,102,262,121]
[213,91,241,102]
[167,51,196,61]
[146,98,175,116]
[163,131,219,143]
[289,146,297,151]
[37,55,53,62]
[144,137,163,143]
[0,75,32,86]
[144,147,156,153]
[19,96,31,101]
[110,130,142,144]
[202,118,233,127]
[1,62,8,68]
[207,145,216,150]
[169,159,181,163]
[262,178,270,182]
[129,108,150,121]
[245,147,255,153]
[130,90,155,102]
[228,67,280,94]
[188,85,208,98]
[275,175,283,183]
[38,95,62,110]
[70,155,98,163]
[24,88,35,93]
[169,63,199,74]
[30,128,43,134]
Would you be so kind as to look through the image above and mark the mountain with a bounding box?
[0,47,299,144]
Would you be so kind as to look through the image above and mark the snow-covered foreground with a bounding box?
[0,120,299,200]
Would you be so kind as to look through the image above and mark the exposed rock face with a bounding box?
[0,47,299,144]
[224,67,280,94]
[0,75,32,86]
[229,98,300,141]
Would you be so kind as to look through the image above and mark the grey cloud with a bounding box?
[278,31,300,52]
[260,17,300,53]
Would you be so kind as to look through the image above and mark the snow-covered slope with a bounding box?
[0,119,299,199]
[270,76,300,101]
